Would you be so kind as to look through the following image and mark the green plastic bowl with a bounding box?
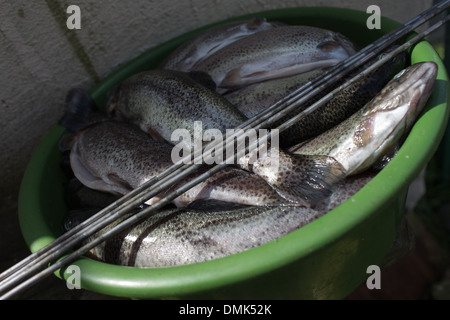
[18,7,449,299]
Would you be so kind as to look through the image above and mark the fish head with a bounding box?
[391,62,438,122]
[376,45,407,72]
[69,122,147,197]
[70,133,134,197]
[352,62,437,173]
[363,61,437,126]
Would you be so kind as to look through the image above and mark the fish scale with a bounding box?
[106,69,347,207]
[290,62,438,176]
[191,25,357,91]
[67,120,287,207]
[106,69,247,146]
[74,172,375,268]
[225,46,407,147]
[159,17,284,72]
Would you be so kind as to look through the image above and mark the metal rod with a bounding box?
[279,13,450,134]
[1,1,449,299]
[239,0,450,131]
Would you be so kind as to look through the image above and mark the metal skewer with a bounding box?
[1,1,449,299]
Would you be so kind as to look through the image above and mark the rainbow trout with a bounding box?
[290,62,438,176]
[159,17,283,72]
[64,120,287,207]
[225,47,406,147]
[224,69,323,118]
[65,172,375,268]
[191,25,357,92]
[105,70,346,206]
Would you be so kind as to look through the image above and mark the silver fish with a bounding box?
[106,69,247,145]
[159,17,283,72]
[80,172,375,268]
[105,70,346,206]
[225,47,406,148]
[192,25,357,92]
[68,120,287,207]
[224,69,323,118]
[290,62,438,176]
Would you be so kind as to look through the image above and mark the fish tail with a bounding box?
[59,88,102,132]
[254,151,346,207]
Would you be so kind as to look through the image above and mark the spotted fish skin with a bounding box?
[106,69,247,148]
[69,121,174,196]
[192,25,357,92]
[106,70,346,206]
[80,172,375,268]
[225,48,407,148]
[224,69,323,118]
[159,17,284,72]
[69,120,287,207]
[290,62,438,176]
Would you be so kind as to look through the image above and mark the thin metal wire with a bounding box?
[280,14,450,134]
[241,0,450,131]
[1,1,449,299]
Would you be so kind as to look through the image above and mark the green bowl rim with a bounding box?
[18,6,449,299]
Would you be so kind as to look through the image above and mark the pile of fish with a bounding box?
[58,18,437,268]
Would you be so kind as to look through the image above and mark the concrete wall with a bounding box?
[0,0,434,202]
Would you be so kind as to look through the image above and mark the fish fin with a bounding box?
[220,60,340,90]
[254,152,346,207]
[70,148,128,196]
[59,88,104,132]
[106,173,134,193]
[220,67,250,89]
